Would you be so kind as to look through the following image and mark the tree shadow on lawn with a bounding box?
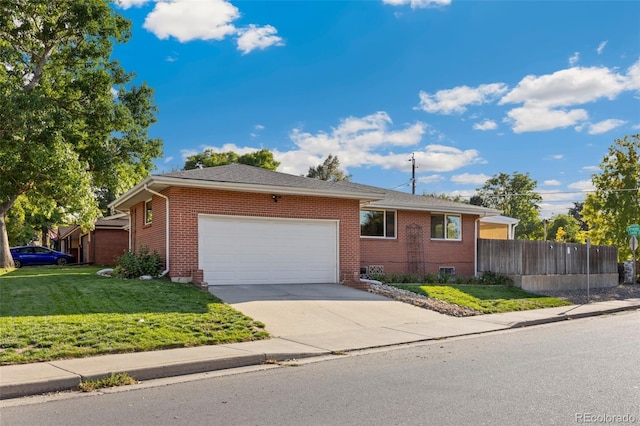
[0,266,221,317]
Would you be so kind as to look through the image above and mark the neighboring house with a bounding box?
[479,215,520,240]
[109,164,500,288]
[59,214,129,266]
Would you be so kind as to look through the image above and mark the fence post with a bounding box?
[586,238,590,303]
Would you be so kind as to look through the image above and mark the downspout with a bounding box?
[144,185,170,277]
[510,223,518,240]
[474,217,481,277]
[112,208,131,251]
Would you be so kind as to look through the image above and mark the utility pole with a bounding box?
[409,153,416,195]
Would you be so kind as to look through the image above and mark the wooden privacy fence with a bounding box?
[477,239,618,276]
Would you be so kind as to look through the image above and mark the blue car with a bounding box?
[10,246,76,268]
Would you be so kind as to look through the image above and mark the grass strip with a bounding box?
[0,266,268,365]
[394,284,571,314]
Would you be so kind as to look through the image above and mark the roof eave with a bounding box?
[365,201,502,217]
[109,176,385,211]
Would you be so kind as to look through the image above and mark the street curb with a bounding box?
[509,304,639,328]
[1,375,81,401]
[0,352,325,400]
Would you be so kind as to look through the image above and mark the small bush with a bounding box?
[477,271,513,286]
[113,246,163,279]
[368,271,512,286]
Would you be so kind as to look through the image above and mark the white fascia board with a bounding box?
[108,176,154,211]
[365,202,502,217]
[110,176,385,210]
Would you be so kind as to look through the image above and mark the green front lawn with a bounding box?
[0,266,268,365]
[394,284,572,314]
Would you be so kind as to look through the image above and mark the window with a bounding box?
[431,214,461,240]
[145,200,153,224]
[360,210,396,238]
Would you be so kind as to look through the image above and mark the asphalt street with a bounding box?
[2,310,638,426]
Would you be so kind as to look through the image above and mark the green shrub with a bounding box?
[369,271,512,286]
[477,271,513,286]
[113,246,163,279]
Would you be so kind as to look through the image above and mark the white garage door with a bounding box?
[198,215,339,285]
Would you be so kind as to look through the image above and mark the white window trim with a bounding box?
[144,199,153,225]
[360,209,397,239]
[431,213,462,241]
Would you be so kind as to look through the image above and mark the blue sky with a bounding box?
[113,0,640,218]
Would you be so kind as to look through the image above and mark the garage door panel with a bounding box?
[198,215,338,285]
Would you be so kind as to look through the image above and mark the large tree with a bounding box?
[546,214,582,243]
[473,172,543,239]
[307,154,352,182]
[183,148,280,171]
[581,134,640,261]
[0,0,162,268]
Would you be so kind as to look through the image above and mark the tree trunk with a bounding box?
[0,197,17,269]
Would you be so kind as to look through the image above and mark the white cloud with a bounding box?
[586,119,627,135]
[625,59,640,90]
[184,112,484,177]
[582,165,600,172]
[539,201,576,219]
[289,112,424,157]
[450,173,490,185]
[143,0,239,42]
[597,41,607,55]
[472,119,498,131]
[417,83,508,115]
[237,25,284,54]
[383,0,451,9]
[255,124,265,131]
[504,106,588,133]
[569,52,580,66]
[498,64,640,133]
[420,145,483,171]
[543,180,561,186]
[568,180,595,192]
[180,148,199,159]
[500,66,628,109]
[548,154,563,160]
[164,156,174,164]
[417,174,444,184]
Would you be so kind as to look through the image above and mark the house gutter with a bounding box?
[475,218,480,277]
[144,184,170,277]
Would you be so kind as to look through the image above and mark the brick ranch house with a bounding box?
[58,214,129,266]
[109,164,500,288]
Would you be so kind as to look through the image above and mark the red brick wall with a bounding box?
[360,210,479,277]
[131,187,361,286]
[130,195,167,270]
[92,229,129,266]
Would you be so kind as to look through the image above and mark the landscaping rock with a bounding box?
[368,283,482,317]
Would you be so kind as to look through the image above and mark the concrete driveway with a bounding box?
[208,283,453,348]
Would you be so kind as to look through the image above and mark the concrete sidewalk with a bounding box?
[1,298,638,400]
